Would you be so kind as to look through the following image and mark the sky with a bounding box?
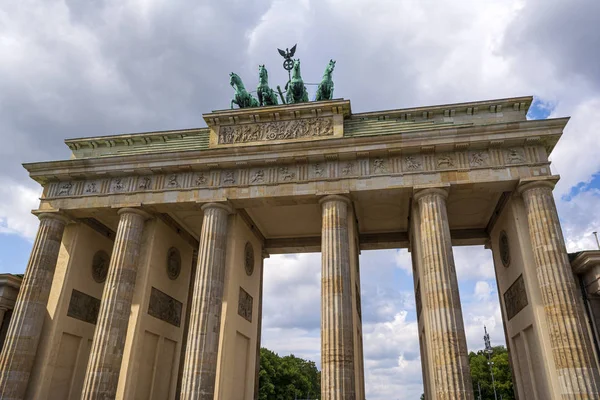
[1,0,600,398]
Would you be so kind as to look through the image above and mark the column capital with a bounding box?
[32,210,70,224]
[413,186,449,202]
[318,194,351,206]
[117,207,152,220]
[200,202,234,214]
[517,175,560,194]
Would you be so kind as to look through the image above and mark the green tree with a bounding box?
[469,346,514,400]
[259,348,321,400]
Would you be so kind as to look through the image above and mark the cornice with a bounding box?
[23,117,568,184]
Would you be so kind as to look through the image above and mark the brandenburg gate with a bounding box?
[0,95,598,399]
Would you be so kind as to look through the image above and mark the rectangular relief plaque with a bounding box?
[218,117,334,145]
[67,289,101,325]
[148,287,182,327]
[238,287,253,322]
[504,274,529,320]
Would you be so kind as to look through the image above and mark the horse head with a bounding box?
[259,65,268,82]
[292,59,302,79]
[229,72,238,87]
[325,59,336,75]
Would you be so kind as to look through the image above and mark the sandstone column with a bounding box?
[414,188,473,399]
[0,212,68,400]
[180,203,232,400]
[81,208,150,399]
[519,179,600,396]
[320,195,355,400]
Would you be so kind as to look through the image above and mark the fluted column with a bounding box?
[519,179,600,396]
[81,207,150,399]
[0,212,68,400]
[414,188,473,400]
[320,195,355,400]
[181,203,232,400]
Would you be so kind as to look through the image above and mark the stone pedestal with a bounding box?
[414,188,473,400]
[81,208,150,399]
[180,203,232,400]
[519,179,600,396]
[320,195,356,400]
[0,212,68,400]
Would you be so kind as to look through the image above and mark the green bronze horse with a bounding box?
[230,72,259,109]
[286,59,309,104]
[315,59,335,101]
[257,65,278,107]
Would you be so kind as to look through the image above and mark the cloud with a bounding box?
[0,179,41,240]
[2,1,600,399]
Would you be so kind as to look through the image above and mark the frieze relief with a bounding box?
[218,117,334,145]
[148,287,182,327]
[48,145,544,198]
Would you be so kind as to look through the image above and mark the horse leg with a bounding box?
[231,99,235,109]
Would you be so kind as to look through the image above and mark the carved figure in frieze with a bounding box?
[58,182,73,196]
[470,151,486,167]
[279,167,296,181]
[314,163,324,177]
[437,155,455,168]
[373,158,387,173]
[85,182,97,193]
[251,170,265,183]
[405,156,422,170]
[139,177,151,190]
[195,173,207,186]
[112,178,125,191]
[223,171,236,184]
[342,162,354,176]
[507,148,525,163]
[218,117,333,145]
[168,175,179,187]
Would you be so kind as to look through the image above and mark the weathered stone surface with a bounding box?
[414,188,473,400]
[148,287,182,327]
[237,287,253,322]
[0,213,68,400]
[503,274,528,321]
[519,179,600,397]
[81,208,150,400]
[218,117,333,145]
[180,203,232,400]
[320,195,356,400]
[67,289,101,325]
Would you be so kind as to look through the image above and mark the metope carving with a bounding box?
[138,176,152,190]
[373,158,388,174]
[148,287,182,327]
[195,173,207,186]
[506,148,525,164]
[342,162,354,176]
[437,155,455,168]
[470,151,488,167]
[278,167,296,181]
[58,182,73,196]
[405,156,422,171]
[85,182,98,193]
[251,169,265,183]
[504,274,528,320]
[218,117,333,145]
[67,289,101,325]
[168,175,179,188]
[111,178,127,192]
[238,287,253,322]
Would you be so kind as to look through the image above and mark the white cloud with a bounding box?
[0,180,41,240]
